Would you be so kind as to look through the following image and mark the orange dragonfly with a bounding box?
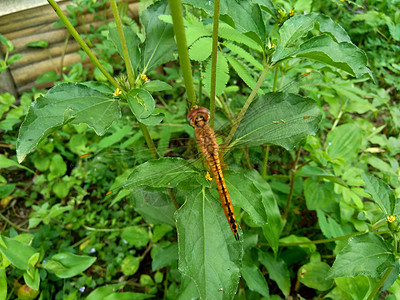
[80,72,321,240]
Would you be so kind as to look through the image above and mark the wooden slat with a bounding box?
[0,0,139,96]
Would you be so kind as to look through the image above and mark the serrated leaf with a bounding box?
[218,23,263,52]
[176,187,242,300]
[140,1,176,72]
[16,83,121,163]
[225,54,260,93]
[43,253,96,278]
[224,41,263,70]
[189,37,212,61]
[231,92,322,150]
[329,232,395,278]
[361,173,396,216]
[204,52,229,96]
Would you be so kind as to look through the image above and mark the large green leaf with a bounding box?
[140,1,176,72]
[272,13,372,79]
[304,178,335,210]
[0,235,38,270]
[258,251,290,297]
[326,123,362,164]
[85,284,125,300]
[176,187,242,300]
[362,173,396,216]
[108,25,141,73]
[241,261,269,296]
[329,232,395,278]
[297,262,334,291]
[43,252,96,278]
[16,83,120,163]
[231,92,322,150]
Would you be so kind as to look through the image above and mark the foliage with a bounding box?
[0,0,399,299]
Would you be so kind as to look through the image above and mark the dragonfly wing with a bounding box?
[231,92,322,149]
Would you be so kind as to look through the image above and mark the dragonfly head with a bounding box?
[187,106,210,128]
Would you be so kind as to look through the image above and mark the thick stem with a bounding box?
[209,0,220,128]
[367,266,393,300]
[168,0,196,109]
[110,0,135,87]
[261,145,270,179]
[47,0,120,89]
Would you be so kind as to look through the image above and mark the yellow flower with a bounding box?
[141,74,149,81]
[113,88,122,97]
[289,10,294,16]
[205,172,213,182]
[387,215,396,223]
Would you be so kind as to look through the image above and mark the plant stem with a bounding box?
[110,0,135,87]
[367,266,393,300]
[168,0,196,109]
[222,64,270,149]
[272,67,279,92]
[261,145,270,179]
[0,213,30,233]
[209,0,220,128]
[278,230,369,246]
[282,146,302,221]
[47,0,120,89]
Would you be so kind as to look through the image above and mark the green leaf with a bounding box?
[140,1,176,72]
[241,262,269,296]
[124,157,201,189]
[0,34,13,51]
[23,268,40,290]
[0,269,7,300]
[121,255,140,276]
[225,54,260,94]
[49,154,67,178]
[361,173,396,216]
[326,123,362,164]
[132,187,177,227]
[152,243,178,270]
[304,178,335,210]
[7,54,22,65]
[152,224,173,242]
[108,25,141,73]
[258,251,290,297]
[224,41,263,71]
[85,284,125,300]
[121,226,150,248]
[279,235,316,253]
[332,275,370,300]
[297,165,347,187]
[272,13,372,79]
[127,89,155,120]
[143,80,172,92]
[98,126,131,149]
[204,52,229,96]
[176,187,242,300]
[189,37,212,61]
[218,23,262,52]
[26,40,49,48]
[231,92,322,150]
[0,155,34,173]
[0,235,38,270]
[298,262,334,291]
[329,232,395,278]
[104,292,155,300]
[43,252,96,278]
[16,83,121,163]
[36,71,60,84]
[316,210,349,239]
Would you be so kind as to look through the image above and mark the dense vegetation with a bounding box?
[0,0,399,299]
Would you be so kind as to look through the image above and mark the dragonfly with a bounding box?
[81,72,321,240]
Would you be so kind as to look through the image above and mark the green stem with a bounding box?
[168,0,196,109]
[282,146,302,221]
[272,67,279,92]
[209,0,220,128]
[110,0,135,87]
[0,213,30,233]
[222,64,270,149]
[138,122,159,159]
[278,230,369,246]
[367,266,393,300]
[47,0,120,89]
[261,145,270,179]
